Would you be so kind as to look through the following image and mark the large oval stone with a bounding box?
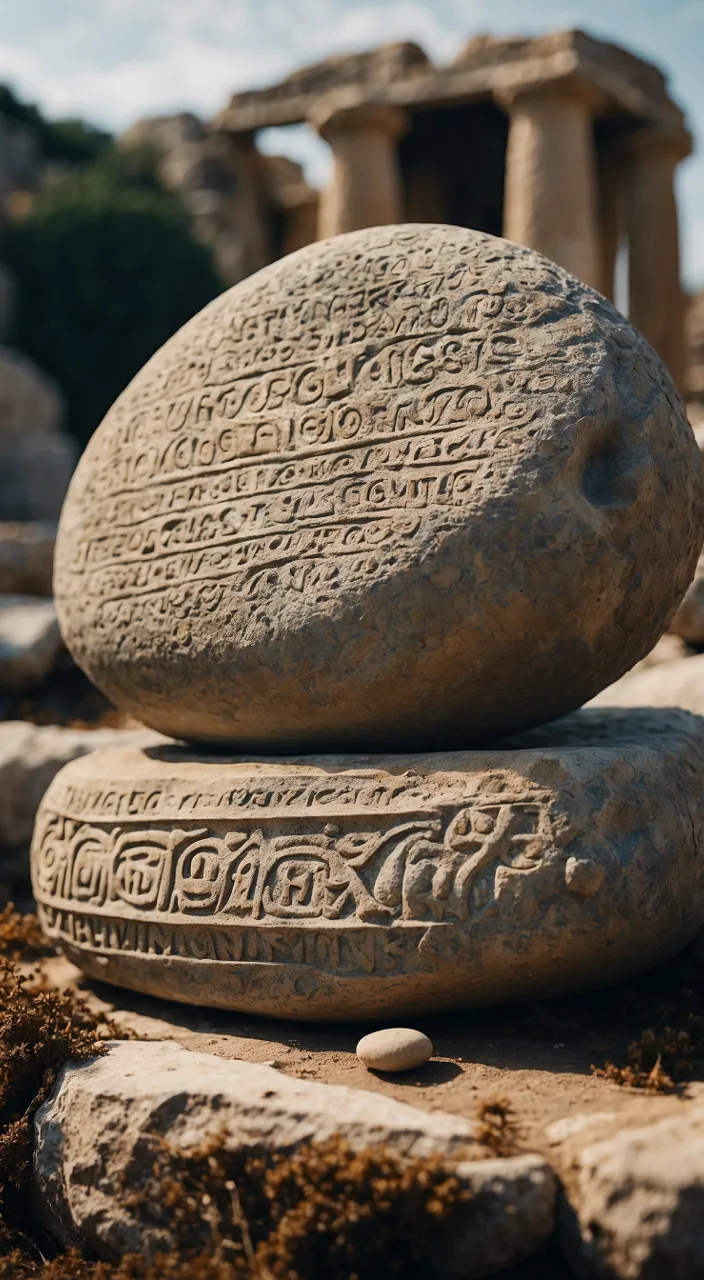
[54,225,704,748]
[30,709,704,1019]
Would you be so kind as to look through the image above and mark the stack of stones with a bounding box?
[30,224,704,1020]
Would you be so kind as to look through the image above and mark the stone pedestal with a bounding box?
[31,709,704,1020]
[627,127,689,391]
[313,99,409,239]
[502,83,601,288]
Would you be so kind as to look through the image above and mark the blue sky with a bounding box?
[0,0,702,287]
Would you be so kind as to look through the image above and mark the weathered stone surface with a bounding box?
[0,721,165,850]
[357,1027,433,1071]
[561,1106,704,1278]
[670,551,704,644]
[0,596,62,690]
[0,346,76,521]
[34,1039,555,1276]
[31,709,704,1019]
[590,653,704,716]
[0,520,55,595]
[54,224,703,750]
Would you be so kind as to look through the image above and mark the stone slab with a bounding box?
[31,708,704,1019]
[54,224,703,750]
[590,653,704,716]
[561,1106,704,1278]
[33,1039,555,1277]
[670,551,704,644]
[0,721,167,849]
[0,595,62,690]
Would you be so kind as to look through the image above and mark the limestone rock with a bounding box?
[0,721,165,850]
[0,521,56,595]
[0,346,75,521]
[33,1039,555,1277]
[357,1027,433,1071]
[0,596,62,690]
[54,225,704,750]
[590,653,704,716]
[31,708,704,1018]
[562,1107,704,1277]
[670,551,704,644]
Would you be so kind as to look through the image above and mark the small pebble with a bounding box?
[356,1028,433,1073]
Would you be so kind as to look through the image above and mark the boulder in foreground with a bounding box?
[54,224,704,749]
[34,1040,555,1278]
[561,1106,704,1278]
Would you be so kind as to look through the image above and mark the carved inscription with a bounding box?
[55,225,614,642]
[33,787,561,974]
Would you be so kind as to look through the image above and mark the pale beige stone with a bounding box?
[0,721,166,850]
[0,346,76,521]
[589,653,704,716]
[357,1028,433,1072]
[0,596,61,690]
[54,225,704,750]
[669,551,704,644]
[30,709,704,1019]
[34,1040,556,1276]
[561,1106,704,1278]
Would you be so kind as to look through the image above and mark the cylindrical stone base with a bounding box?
[31,708,704,1020]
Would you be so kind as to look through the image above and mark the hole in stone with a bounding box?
[581,424,637,510]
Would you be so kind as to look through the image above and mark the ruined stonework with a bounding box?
[30,709,704,1019]
[54,225,704,749]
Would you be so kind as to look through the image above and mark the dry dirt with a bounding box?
[37,953,704,1181]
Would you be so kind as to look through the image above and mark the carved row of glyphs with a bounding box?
[34,801,557,926]
[93,339,583,496]
[82,456,496,579]
[75,410,527,564]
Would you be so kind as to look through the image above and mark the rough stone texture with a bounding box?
[590,654,704,716]
[561,1106,704,1278]
[0,596,62,690]
[0,345,76,521]
[0,721,165,850]
[0,521,56,595]
[54,225,703,750]
[357,1027,433,1072]
[31,708,704,1019]
[33,1039,555,1276]
[670,551,704,644]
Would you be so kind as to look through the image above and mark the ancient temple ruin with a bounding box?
[212,29,691,390]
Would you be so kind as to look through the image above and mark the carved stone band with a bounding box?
[30,708,704,1020]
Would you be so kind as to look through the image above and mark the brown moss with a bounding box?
[0,905,55,962]
[592,1012,704,1092]
[117,1130,473,1279]
[475,1094,520,1156]
[0,951,119,1260]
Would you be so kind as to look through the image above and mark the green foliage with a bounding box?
[0,84,111,166]
[1,153,224,446]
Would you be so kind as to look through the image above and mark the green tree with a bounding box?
[1,155,224,446]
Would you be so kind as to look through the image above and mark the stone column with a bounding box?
[312,98,409,240]
[626,127,690,391]
[502,82,601,288]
